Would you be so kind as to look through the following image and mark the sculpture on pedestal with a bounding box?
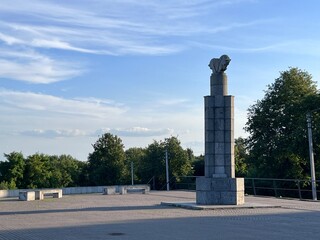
[196,55,245,205]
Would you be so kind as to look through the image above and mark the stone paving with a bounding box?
[0,191,320,239]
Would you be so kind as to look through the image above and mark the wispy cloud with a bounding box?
[0,48,83,83]
[95,127,174,137]
[20,129,87,138]
[0,89,126,117]
[157,98,189,106]
[19,127,174,138]
[0,0,267,84]
[0,0,263,56]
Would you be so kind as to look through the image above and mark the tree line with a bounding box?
[0,136,195,190]
[1,67,320,190]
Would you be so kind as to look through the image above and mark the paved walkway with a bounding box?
[0,191,320,239]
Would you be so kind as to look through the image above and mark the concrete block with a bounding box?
[215,154,224,165]
[214,119,225,131]
[214,130,224,142]
[215,108,224,118]
[225,144,234,155]
[19,191,35,201]
[205,154,215,165]
[220,192,237,205]
[214,143,224,154]
[214,96,224,107]
[205,118,214,131]
[224,130,234,143]
[119,186,127,195]
[229,178,244,191]
[224,118,234,131]
[211,178,230,191]
[205,131,214,142]
[35,189,62,200]
[196,177,212,191]
[212,85,224,96]
[205,166,215,177]
[224,164,235,178]
[103,186,116,195]
[224,96,234,107]
[212,173,227,178]
[196,191,221,205]
[224,154,235,166]
[205,108,215,119]
[204,96,214,107]
[224,107,234,119]
[205,143,215,154]
[221,191,244,205]
[214,166,225,174]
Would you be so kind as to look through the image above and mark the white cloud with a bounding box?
[157,98,189,106]
[95,127,174,137]
[0,0,264,56]
[0,48,83,83]
[20,129,87,138]
[19,127,174,139]
[0,89,126,117]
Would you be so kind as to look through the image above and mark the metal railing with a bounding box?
[164,176,320,200]
[245,178,320,200]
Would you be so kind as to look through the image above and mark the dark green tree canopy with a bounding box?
[87,133,127,186]
[136,136,193,189]
[245,67,319,179]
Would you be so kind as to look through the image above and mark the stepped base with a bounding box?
[196,177,244,205]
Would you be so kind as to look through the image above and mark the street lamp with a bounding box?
[306,111,318,200]
[165,149,169,191]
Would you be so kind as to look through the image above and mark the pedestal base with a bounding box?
[196,177,244,205]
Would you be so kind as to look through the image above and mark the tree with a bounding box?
[164,137,193,181]
[24,153,51,188]
[125,147,146,184]
[245,67,319,179]
[139,136,193,189]
[46,155,84,188]
[87,133,128,185]
[192,154,204,176]
[0,152,25,189]
[234,137,249,177]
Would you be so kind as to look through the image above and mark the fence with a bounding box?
[166,176,320,200]
[245,178,320,200]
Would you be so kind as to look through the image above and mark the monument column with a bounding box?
[196,55,244,205]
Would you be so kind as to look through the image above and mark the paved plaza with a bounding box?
[0,191,320,239]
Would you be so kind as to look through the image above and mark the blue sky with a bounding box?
[1,0,320,160]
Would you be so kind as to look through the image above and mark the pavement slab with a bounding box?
[0,191,320,240]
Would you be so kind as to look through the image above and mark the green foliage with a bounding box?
[87,133,128,185]
[0,180,16,190]
[0,152,84,189]
[24,153,51,188]
[245,67,320,179]
[192,154,204,176]
[0,152,25,189]
[125,147,146,183]
[235,137,249,177]
[137,136,193,189]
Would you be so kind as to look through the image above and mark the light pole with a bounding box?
[131,161,134,186]
[307,111,317,200]
[165,149,169,191]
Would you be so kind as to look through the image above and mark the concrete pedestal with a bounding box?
[196,177,244,205]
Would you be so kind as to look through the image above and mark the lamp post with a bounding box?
[165,149,169,191]
[131,161,134,186]
[306,111,317,200]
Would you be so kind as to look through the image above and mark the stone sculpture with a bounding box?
[208,55,231,73]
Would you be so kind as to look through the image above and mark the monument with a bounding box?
[196,55,244,205]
